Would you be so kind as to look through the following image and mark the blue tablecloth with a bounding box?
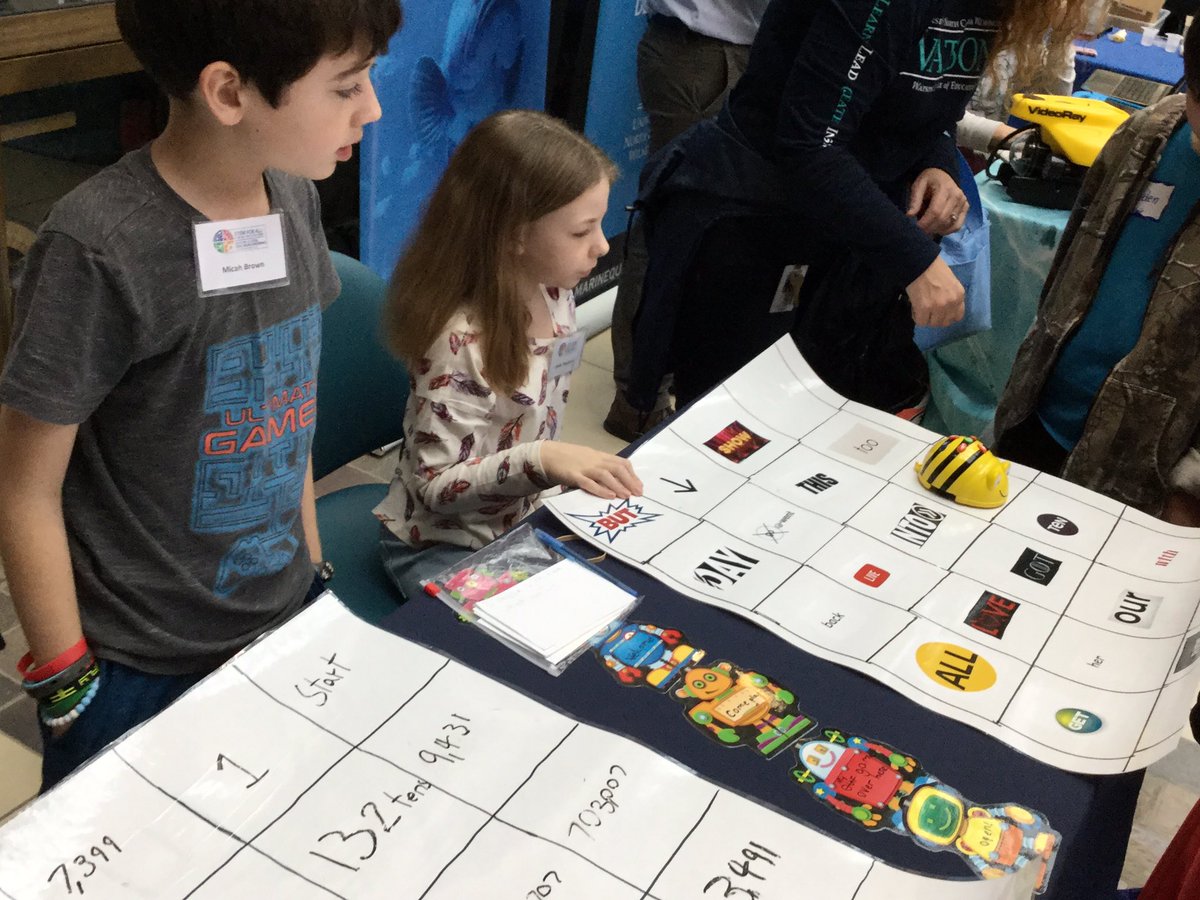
[927,36,1180,440]
[377,503,1142,899]
[925,174,1070,439]
[1075,33,1185,88]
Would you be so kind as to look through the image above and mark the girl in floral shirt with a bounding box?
[375,111,643,599]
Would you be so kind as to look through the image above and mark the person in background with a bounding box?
[958,38,1078,156]
[968,40,1076,122]
[620,0,1093,423]
[376,111,642,602]
[993,19,1200,526]
[1163,0,1200,35]
[957,110,1021,157]
[1132,792,1200,898]
[603,0,769,441]
[0,0,401,791]
[993,17,1200,873]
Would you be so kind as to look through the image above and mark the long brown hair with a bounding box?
[992,0,1090,91]
[386,110,618,396]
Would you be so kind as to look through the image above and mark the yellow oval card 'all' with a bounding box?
[916,642,997,693]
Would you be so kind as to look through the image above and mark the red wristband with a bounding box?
[17,637,89,684]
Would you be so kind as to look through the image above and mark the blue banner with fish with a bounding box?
[582,0,649,241]
[360,0,552,277]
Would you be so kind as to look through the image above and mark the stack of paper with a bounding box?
[472,560,638,668]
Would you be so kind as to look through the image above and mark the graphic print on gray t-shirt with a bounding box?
[195,306,321,597]
[0,145,340,673]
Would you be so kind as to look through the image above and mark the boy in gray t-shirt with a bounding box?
[0,0,401,790]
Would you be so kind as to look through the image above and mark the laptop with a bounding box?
[1081,68,1177,108]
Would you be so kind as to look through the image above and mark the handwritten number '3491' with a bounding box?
[704,842,780,898]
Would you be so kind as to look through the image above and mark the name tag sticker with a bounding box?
[770,264,809,313]
[1134,182,1175,221]
[193,212,290,296]
[547,332,587,380]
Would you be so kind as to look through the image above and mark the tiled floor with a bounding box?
[2,147,1199,890]
[0,571,41,823]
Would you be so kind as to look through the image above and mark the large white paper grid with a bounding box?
[545,336,1200,775]
[0,594,1038,900]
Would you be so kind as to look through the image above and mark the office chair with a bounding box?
[313,251,410,622]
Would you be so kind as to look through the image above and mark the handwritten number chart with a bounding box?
[0,595,1035,899]
[546,336,1200,775]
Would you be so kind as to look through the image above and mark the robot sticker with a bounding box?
[671,661,815,758]
[905,788,1059,892]
[792,731,1060,893]
[793,731,930,829]
[587,622,1061,891]
[592,622,706,689]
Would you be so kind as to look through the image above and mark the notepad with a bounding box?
[472,560,638,667]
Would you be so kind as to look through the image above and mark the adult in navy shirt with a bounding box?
[624,0,1091,415]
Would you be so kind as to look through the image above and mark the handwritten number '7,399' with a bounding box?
[46,837,122,895]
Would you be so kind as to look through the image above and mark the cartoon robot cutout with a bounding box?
[793,733,930,828]
[902,785,1059,892]
[672,661,814,757]
[593,622,705,689]
[792,732,1060,893]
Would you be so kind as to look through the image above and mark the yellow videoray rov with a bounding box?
[1009,94,1129,168]
[997,94,1130,209]
[914,436,1011,509]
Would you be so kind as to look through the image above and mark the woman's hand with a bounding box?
[906,256,965,327]
[908,167,969,236]
[540,442,644,500]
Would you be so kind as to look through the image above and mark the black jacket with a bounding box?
[628,0,1003,411]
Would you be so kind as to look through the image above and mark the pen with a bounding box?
[534,528,639,598]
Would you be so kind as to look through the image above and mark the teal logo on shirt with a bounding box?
[917,34,991,78]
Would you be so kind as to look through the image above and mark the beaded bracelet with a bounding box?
[22,654,98,705]
[39,663,100,719]
[40,675,101,728]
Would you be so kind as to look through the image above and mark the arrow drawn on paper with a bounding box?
[216,754,269,789]
[660,477,697,493]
